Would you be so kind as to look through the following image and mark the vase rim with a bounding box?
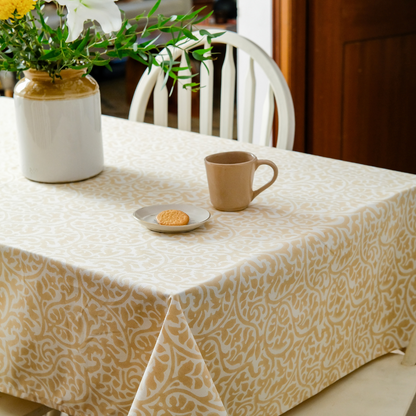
[23,68,87,82]
[15,68,99,100]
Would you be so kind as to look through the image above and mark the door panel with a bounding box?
[342,0,416,42]
[342,34,416,173]
[300,0,416,174]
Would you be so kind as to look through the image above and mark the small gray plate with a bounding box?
[133,204,211,233]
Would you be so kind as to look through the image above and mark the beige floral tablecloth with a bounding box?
[1,96,415,416]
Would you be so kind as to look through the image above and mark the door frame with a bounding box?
[273,0,307,152]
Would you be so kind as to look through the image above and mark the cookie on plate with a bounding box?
[156,209,189,226]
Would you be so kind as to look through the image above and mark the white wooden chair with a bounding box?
[128,29,295,150]
[283,328,416,416]
[0,392,60,416]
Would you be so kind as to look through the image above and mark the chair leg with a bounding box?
[402,327,416,366]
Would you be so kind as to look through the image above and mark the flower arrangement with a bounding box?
[0,0,218,87]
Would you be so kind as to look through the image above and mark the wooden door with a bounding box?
[274,0,416,174]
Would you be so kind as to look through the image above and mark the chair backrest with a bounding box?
[128,29,295,150]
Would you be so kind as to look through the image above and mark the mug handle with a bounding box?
[252,160,279,200]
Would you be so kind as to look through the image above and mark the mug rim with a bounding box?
[204,151,256,166]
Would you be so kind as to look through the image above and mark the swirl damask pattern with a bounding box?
[0,97,415,416]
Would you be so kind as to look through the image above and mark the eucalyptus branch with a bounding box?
[0,0,221,87]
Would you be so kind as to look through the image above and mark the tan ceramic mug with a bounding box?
[204,151,279,211]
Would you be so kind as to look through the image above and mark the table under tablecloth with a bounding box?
[0,97,415,416]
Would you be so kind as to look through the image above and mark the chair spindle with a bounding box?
[241,57,256,143]
[154,69,168,127]
[178,51,192,131]
[200,41,214,136]
[220,44,236,139]
[259,85,274,146]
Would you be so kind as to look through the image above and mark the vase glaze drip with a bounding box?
[14,69,104,183]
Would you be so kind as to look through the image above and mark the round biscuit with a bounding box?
[156,209,189,226]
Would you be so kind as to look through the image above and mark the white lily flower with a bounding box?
[46,0,122,42]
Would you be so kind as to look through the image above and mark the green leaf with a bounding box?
[182,82,199,88]
[177,7,205,22]
[192,47,212,56]
[192,52,206,62]
[148,0,161,18]
[199,29,220,38]
[106,50,117,57]
[184,51,191,68]
[193,11,213,25]
[182,28,198,41]
[125,24,138,36]
[138,52,149,61]
[116,19,129,37]
[94,40,109,49]
[156,15,170,27]
[177,73,197,80]
[91,59,111,67]
[144,34,161,47]
[0,52,13,62]
[169,66,189,72]
[41,49,62,61]
[127,51,149,66]
[75,28,90,56]
[68,63,90,69]
[205,30,226,45]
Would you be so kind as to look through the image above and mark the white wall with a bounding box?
[237,0,273,145]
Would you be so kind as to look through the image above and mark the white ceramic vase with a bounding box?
[13,69,104,183]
